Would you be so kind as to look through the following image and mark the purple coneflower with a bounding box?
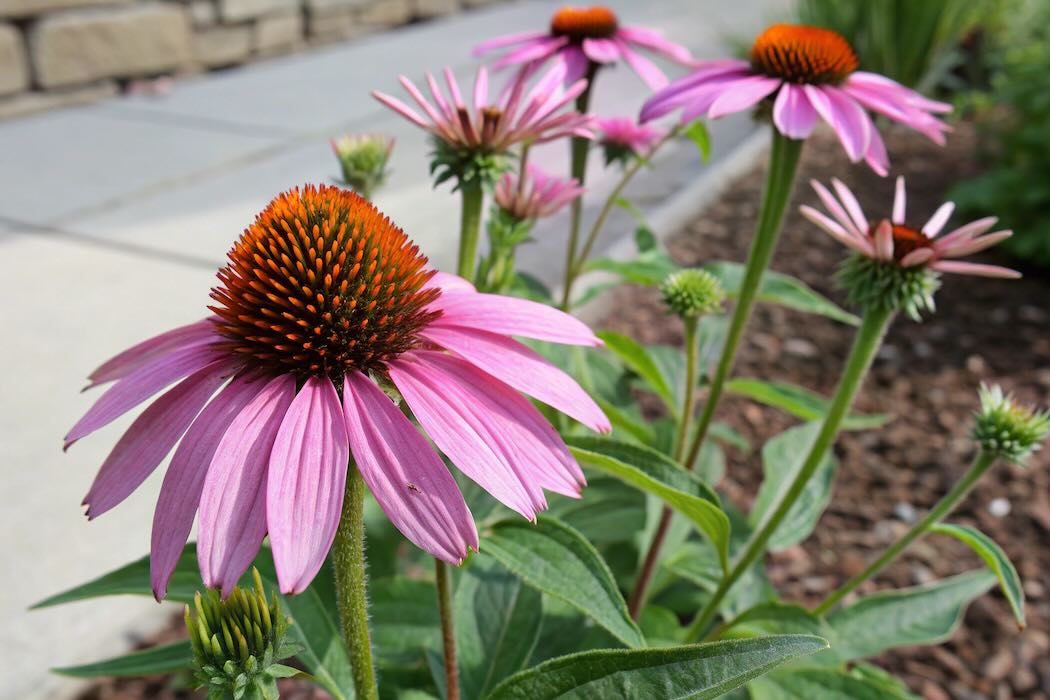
[66,185,610,599]
[372,65,593,155]
[473,5,692,90]
[594,116,665,166]
[801,177,1020,278]
[494,164,585,221]
[641,24,952,175]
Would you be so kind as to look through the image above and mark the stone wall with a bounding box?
[0,0,502,119]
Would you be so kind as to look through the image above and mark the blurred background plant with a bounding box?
[950,0,1050,267]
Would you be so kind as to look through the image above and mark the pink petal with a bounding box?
[371,91,431,130]
[617,26,692,63]
[267,377,349,595]
[930,260,1021,279]
[423,271,475,294]
[342,372,478,563]
[429,290,601,346]
[900,248,934,267]
[874,220,894,261]
[150,372,261,600]
[616,40,669,90]
[582,37,621,64]
[473,31,550,57]
[810,179,863,237]
[935,216,998,248]
[892,176,906,224]
[65,343,225,449]
[392,352,585,506]
[198,374,296,596]
[707,75,781,119]
[421,324,610,433]
[863,122,889,177]
[87,319,216,388]
[937,230,1012,258]
[922,201,955,237]
[831,178,869,234]
[772,84,817,140]
[83,359,234,519]
[473,66,489,112]
[494,36,569,70]
[805,85,870,162]
[799,205,873,256]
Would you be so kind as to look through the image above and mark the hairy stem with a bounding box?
[456,179,485,282]
[332,465,379,700]
[814,450,997,615]
[684,304,894,642]
[682,131,804,472]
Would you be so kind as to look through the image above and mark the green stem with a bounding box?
[814,450,998,615]
[560,63,599,311]
[332,465,379,700]
[682,131,804,472]
[435,559,460,700]
[456,179,484,283]
[684,304,895,642]
[566,128,681,285]
[627,316,699,619]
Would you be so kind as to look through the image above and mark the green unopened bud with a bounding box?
[660,269,725,319]
[837,254,940,320]
[331,134,394,199]
[973,384,1050,464]
[186,569,298,700]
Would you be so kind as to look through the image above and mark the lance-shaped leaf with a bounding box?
[726,379,889,430]
[719,602,841,667]
[483,518,645,649]
[53,641,193,678]
[930,523,1025,629]
[486,635,828,700]
[567,435,730,573]
[749,668,915,699]
[597,331,675,410]
[828,570,996,660]
[703,261,859,325]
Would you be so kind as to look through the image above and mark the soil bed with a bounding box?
[601,123,1050,700]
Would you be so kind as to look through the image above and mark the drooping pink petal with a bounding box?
[937,230,1013,258]
[930,260,1021,279]
[267,377,349,595]
[863,122,889,177]
[618,26,692,63]
[65,343,225,449]
[707,75,781,119]
[87,319,217,388]
[83,359,234,519]
[389,354,545,519]
[429,290,601,346]
[582,37,621,64]
[150,372,262,600]
[342,372,478,563]
[805,85,870,162]
[421,324,610,433]
[494,36,569,70]
[892,176,907,224]
[934,216,998,248]
[616,40,669,90]
[922,201,955,237]
[473,31,549,57]
[641,60,751,120]
[198,374,296,595]
[772,84,817,140]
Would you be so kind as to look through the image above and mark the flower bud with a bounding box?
[660,269,726,319]
[186,568,297,700]
[836,254,940,320]
[973,384,1050,464]
[331,134,394,199]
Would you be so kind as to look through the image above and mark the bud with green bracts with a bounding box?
[660,268,726,320]
[973,384,1050,465]
[185,568,301,700]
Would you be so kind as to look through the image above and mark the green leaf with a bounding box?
[567,436,730,573]
[749,668,909,699]
[370,577,442,668]
[726,379,890,431]
[456,559,543,699]
[548,476,646,544]
[930,523,1026,629]
[486,635,828,700]
[703,261,859,325]
[597,331,675,410]
[828,570,996,660]
[749,423,837,551]
[483,518,645,649]
[684,120,712,162]
[53,641,192,678]
[719,603,840,667]
[847,663,921,699]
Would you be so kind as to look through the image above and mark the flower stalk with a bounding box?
[457,179,485,282]
[332,464,379,700]
[682,129,804,472]
[561,63,599,310]
[813,449,997,615]
[436,559,460,700]
[684,303,894,642]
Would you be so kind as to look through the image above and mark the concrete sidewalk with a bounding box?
[0,1,781,698]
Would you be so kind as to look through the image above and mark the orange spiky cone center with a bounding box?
[209,185,440,381]
[550,5,619,40]
[751,24,858,84]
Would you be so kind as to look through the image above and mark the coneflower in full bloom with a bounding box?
[494,164,585,222]
[641,24,952,175]
[473,5,692,90]
[66,185,610,599]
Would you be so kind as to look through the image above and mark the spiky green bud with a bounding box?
[660,269,726,319]
[185,569,299,700]
[332,134,394,199]
[836,254,941,321]
[429,135,509,190]
[973,384,1050,465]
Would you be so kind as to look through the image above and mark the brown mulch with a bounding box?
[600,123,1050,699]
